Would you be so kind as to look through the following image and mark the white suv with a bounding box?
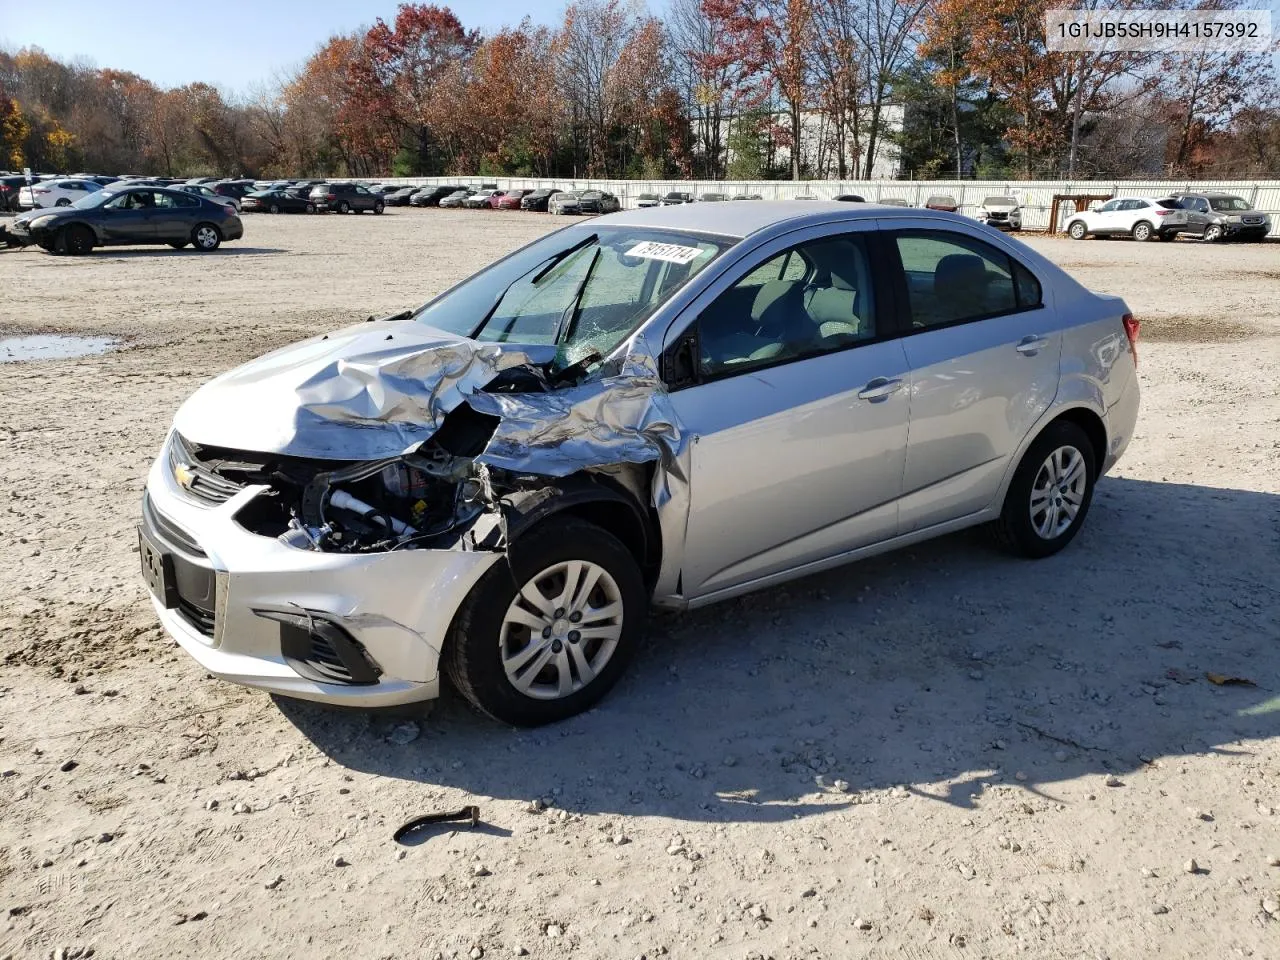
[1065,197,1189,242]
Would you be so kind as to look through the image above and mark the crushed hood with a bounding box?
[171,319,685,479]
[173,319,558,460]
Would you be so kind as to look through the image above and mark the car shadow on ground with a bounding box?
[97,246,288,258]
[277,475,1279,825]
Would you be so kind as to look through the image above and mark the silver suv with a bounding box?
[1170,192,1271,242]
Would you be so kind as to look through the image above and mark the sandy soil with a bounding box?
[1,210,1278,960]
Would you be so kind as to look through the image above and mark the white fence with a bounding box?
[378,176,1280,236]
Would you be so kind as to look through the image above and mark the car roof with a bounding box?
[599,200,978,240]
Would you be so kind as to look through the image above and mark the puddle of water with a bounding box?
[0,334,120,363]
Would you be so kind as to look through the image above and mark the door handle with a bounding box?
[857,376,904,401]
[1016,335,1048,355]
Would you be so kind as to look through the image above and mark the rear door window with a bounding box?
[891,230,1041,329]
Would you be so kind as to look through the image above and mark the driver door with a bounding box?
[101,190,158,243]
[664,222,911,599]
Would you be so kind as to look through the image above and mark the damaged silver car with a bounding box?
[141,202,1140,725]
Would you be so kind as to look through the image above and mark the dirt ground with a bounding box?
[1,209,1278,960]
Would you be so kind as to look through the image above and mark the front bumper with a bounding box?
[141,436,502,706]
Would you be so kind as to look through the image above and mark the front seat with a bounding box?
[934,253,990,320]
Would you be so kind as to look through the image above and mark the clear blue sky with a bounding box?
[0,0,582,95]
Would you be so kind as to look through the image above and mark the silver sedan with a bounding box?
[140,202,1140,725]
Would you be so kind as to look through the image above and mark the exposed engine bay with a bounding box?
[170,356,665,555]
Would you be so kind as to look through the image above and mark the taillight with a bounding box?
[1154,209,1169,216]
[326,194,336,200]
[1122,313,1140,367]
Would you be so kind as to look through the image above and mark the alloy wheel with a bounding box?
[1029,445,1088,540]
[500,560,624,700]
[195,226,219,250]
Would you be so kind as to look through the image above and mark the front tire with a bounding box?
[63,224,95,255]
[192,224,221,251]
[373,202,384,214]
[1067,220,1087,240]
[992,420,1097,559]
[55,198,71,207]
[444,517,646,726]
[1203,224,1222,242]
[305,203,316,214]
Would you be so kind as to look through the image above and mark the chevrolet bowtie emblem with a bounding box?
[174,462,196,490]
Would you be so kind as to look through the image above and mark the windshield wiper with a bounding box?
[553,247,601,345]
[529,233,597,285]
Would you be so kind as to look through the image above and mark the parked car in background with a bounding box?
[548,191,582,215]
[186,177,219,185]
[520,189,556,212]
[731,194,763,201]
[309,182,385,214]
[384,187,418,207]
[211,180,258,202]
[0,175,25,211]
[976,196,1023,231]
[241,188,317,214]
[699,192,727,202]
[438,189,473,209]
[879,198,911,207]
[794,193,819,201]
[925,195,959,212]
[410,186,456,207]
[576,190,620,214]
[1065,197,1188,242]
[1169,192,1270,242]
[139,202,1139,724]
[492,189,528,210]
[834,194,865,202]
[635,192,660,208]
[175,183,239,211]
[463,189,499,209]
[10,185,243,254]
[21,178,103,209]
[661,191,694,205]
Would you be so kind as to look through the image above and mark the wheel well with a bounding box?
[1050,408,1107,469]
[557,500,660,587]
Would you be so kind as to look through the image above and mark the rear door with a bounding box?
[152,190,200,241]
[885,225,1061,533]
[664,221,911,597]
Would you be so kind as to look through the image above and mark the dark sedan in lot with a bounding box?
[10,186,243,253]
[384,187,418,206]
[410,186,457,207]
[241,188,317,214]
[575,190,621,214]
[519,188,556,212]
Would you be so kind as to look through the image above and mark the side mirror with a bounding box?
[663,331,700,390]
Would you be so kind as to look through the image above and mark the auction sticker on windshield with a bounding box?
[626,241,706,264]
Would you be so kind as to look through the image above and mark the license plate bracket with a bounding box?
[138,524,179,609]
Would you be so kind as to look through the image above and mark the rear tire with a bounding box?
[1131,221,1154,242]
[337,201,351,214]
[269,203,280,214]
[55,198,71,207]
[192,224,221,251]
[992,420,1097,559]
[374,202,384,214]
[305,203,316,214]
[444,517,646,726]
